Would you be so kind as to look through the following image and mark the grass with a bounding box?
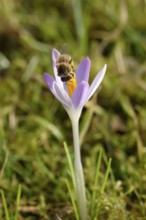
[0,0,146,219]
[0,184,21,220]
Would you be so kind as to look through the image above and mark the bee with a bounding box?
[56,54,75,83]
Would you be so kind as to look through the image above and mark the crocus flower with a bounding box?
[44,48,107,120]
[44,48,107,220]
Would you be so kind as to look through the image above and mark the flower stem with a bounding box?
[71,117,88,220]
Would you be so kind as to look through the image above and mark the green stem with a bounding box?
[71,117,88,220]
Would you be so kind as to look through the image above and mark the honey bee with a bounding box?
[56,54,75,83]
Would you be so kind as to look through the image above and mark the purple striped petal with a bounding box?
[71,81,89,109]
[87,64,107,101]
[44,73,63,102]
[53,82,72,108]
[76,57,90,85]
[44,73,71,108]
[44,73,55,92]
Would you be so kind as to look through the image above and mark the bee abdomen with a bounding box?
[57,65,67,76]
[61,73,74,82]
[56,54,75,83]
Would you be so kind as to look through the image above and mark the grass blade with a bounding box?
[64,142,76,193]
[0,190,10,220]
[93,157,112,220]
[65,179,79,220]
[14,184,22,220]
[101,158,112,193]
[90,148,103,217]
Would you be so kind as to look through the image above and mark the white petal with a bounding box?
[52,48,64,88]
[52,48,60,64]
[53,82,73,108]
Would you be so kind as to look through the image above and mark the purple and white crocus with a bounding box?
[44,48,106,121]
[44,48,107,220]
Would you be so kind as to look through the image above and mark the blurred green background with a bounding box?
[0,0,146,219]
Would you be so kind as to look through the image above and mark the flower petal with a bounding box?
[52,48,60,64]
[44,73,55,92]
[71,81,89,109]
[87,64,107,101]
[43,73,64,104]
[76,57,90,85]
[51,49,64,88]
[53,82,73,108]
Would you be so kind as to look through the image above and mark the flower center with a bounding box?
[66,76,77,97]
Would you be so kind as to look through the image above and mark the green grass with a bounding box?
[0,0,146,219]
[0,184,21,220]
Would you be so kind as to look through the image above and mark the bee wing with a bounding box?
[60,44,70,54]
